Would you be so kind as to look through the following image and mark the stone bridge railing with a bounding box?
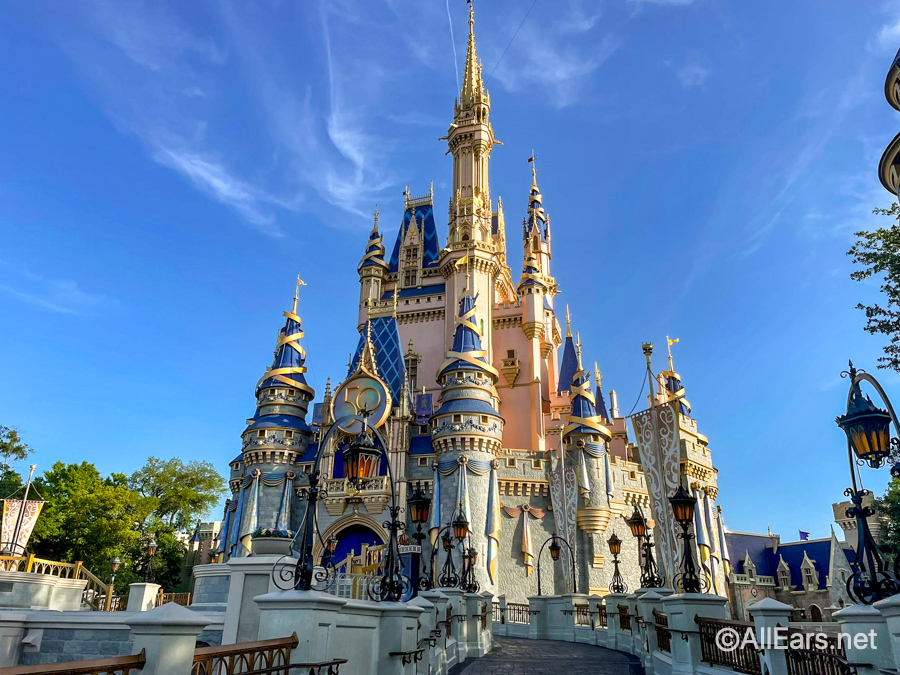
[491,590,900,675]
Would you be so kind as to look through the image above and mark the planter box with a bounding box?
[250,537,292,557]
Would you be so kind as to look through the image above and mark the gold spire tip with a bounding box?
[575,332,583,368]
[565,304,572,338]
[291,274,305,314]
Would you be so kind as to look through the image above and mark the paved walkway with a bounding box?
[449,637,645,675]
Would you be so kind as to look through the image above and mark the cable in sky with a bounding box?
[447,0,460,94]
[485,0,540,86]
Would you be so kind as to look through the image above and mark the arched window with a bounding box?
[462,232,470,241]
[809,605,823,622]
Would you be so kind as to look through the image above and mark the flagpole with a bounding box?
[10,464,37,555]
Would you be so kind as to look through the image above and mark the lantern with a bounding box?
[625,505,647,539]
[452,508,469,541]
[442,530,453,552]
[111,557,121,573]
[325,536,338,559]
[408,488,431,525]
[549,539,561,562]
[343,430,381,488]
[147,539,158,557]
[668,484,697,529]
[607,533,622,556]
[837,384,893,469]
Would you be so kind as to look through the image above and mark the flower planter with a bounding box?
[250,536,292,557]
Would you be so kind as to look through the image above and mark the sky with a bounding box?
[1,0,900,541]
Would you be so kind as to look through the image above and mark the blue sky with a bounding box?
[2,0,900,540]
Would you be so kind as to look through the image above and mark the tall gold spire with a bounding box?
[291,274,305,315]
[460,1,486,110]
[594,361,602,388]
[565,304,572,338]
[575,332,583,370]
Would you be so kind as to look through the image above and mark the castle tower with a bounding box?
[523,163,552,277]
[223,280,315,558]
[561,334,612,593]
[440,3,499,360]
[358,207,388,328]
[432,290,504,593]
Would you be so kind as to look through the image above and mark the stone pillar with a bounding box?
[875,594,900,674]
[627,593,642,655]
[494,594,508,637]
[834,604,893,675]
[591,595,607,647]
[546,593,584,642]
[478,591,494,656]
[254,590,346,665]
[421,590,453,671]
[125,603,211,675]
[127,583,161,612]
[660,593,728,675]
[637,590,664,674]
[221,555,281,644]
[441,587,468,662]
[375,602,425,675]
[0,612,26,668]
[409,596,439,674]
[748,598,792,675]
[604,592,630,652]
[527,595,549,640]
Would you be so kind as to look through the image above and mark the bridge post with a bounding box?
[441,587,468,662]
[478,591,494,655]
[494,595,507,637]
[660,593,728,675]
[748,597,792,675]
[834,604,894,675]
[124,602,210,675]
[637,590,663,674]
[421,590,452,671]
[875,594,900,675]
[527,595,549,640]
[604,593,630,652]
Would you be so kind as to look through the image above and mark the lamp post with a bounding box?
[460,546,480,594]
[624,503,664,589]
[835,361,900,604]
[607,532,628,594]
[145,539,157,583]
[104,556,121,611]
[536,534,577,596]
[272,410,409,602]
[407,487,433,591]
[668,484,707,594]
[434,502,471,589]
[437,526,461,588]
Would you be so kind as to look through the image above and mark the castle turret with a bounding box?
[523,162,552,278]
[358,207,388,327]
[432,290,504,592]
[593,362,610,422]
[557,306,578,395]
[225,279,315,557]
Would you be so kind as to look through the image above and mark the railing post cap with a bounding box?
[409,595,435,610]
[124,602,210,634]
[833,604,885,621]
[640,590,663,601]
[874,594,900,615]
[747,597,793,615]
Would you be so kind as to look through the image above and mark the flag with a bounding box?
[455,255,469,268]
[527,156,535,163]
[297,276,307,286]
[668,337,679,346]
[799,530,810,541]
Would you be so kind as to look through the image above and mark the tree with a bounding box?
[848,203,900,371]
[30,462,151,572]
[0,426,31,473]
[128,457,225,530]
[876,477,900,563]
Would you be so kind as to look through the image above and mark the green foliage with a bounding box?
[848,203,900,371]
[876,477,900,562]
[30,462,150,572]
[129,457,226,530]
[0,426,32,474]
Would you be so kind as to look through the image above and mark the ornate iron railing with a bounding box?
[192,633,346,675]
[157,591,192,607]
[617,605,631,632]
[1,649,145,674]
[652,609,671,653]
[492,602,501,623]
[597,605,607,628]
[574,605,591,627]
[785,627,852,675]
[505,603,530,624]
[696,616,761,675]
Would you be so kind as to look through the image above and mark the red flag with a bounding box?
[527,156,534,163]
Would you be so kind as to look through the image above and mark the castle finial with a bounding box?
[575,332,583,370]
[666,335,679,372]
[530,151,537,187]
[372,205,379,233]
[292,274,305,315]
[594,361,601,387]
[565,304,572,338]
[460,0,485,108]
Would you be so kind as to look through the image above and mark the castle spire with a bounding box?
[460,1,486,110]
[565,305,572,337]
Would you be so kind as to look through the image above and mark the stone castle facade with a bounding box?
[215,5,730,603]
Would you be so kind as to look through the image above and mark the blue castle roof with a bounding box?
[359,224,388,271]
[257,312,311,394]
[439,294,491,378]
[348,316,407,402]
[524,182,548,243]
[388,202,440,273]
[557,335,577,395]
[595,380,610,420]
[725,532,840,591]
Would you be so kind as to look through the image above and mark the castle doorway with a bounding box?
[330,523,384,568]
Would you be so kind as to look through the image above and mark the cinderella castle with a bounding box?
[215,5,731,603]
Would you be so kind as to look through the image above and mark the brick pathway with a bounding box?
[449,637,645,674]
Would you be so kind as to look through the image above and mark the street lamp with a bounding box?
[537,535,577,596]
[835,361,900,604]
[407,487,433,591]
[105,556,121,611]
[607,532,628,594]
[460,546,479,593]
[624,503,664,589]
[145,539,157,583]
[272,409,409,601]
[436,503,469,589]
[668,485,707,594]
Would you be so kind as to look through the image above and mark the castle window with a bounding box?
[507,350,515,359]
[532,459,542,470]
[481,416,488,424]
[506,458,517,469]
[778,568,790,589]
[405,246,419,262]
[285,431,293,440]
[406,356,419,392]
[418,457,429,467]
[257,431,265,438]
[404,270,417,287]
[453,415,462,423]
[288,389,296,396]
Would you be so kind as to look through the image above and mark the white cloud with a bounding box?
[876,15,900,53]
[676,60,709,88]
[0,267,117,315]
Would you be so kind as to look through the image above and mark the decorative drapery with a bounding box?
[276,471,296,532]
[716,505,731,575]
[429,461,441,545]
[577,442,612,505]
[692,485,711,586]
[221,469,298,559]
[435,455,499,582]
[502,504,545,576]
[702,489,721,594]
[549,465,578,590]
[239,470,261,554]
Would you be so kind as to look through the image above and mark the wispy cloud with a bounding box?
[0,266,116,315]
[675,57,709,88]
[875,15,900,53]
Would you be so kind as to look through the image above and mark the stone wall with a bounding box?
[18,627,133,666]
